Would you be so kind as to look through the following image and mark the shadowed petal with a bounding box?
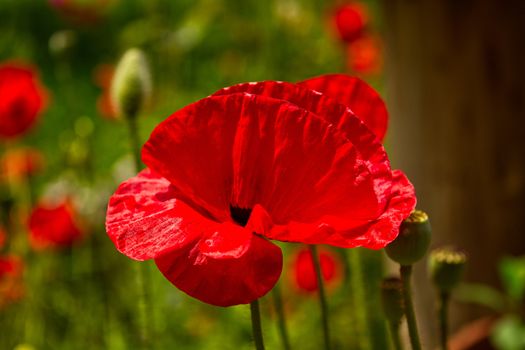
[155,233,283,307]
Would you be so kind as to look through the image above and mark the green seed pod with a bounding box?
[111,48,152,120]
[429,247,467,293]
[385,210,432,266]
[380,277,405,324]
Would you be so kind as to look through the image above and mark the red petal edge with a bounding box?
[298,74,388,141]
[267,169,416,249]
[106,168,199,261]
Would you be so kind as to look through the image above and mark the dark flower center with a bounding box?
[229,205,252,227]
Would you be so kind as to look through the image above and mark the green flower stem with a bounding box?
[250,299,265,350]
[127,116,143,172]
[272,283,291,350]
[388,322,403,350]
[134,263,150,347]
[400,265,422,350]
[438,291,450,350]
[126,117,151,348]
[348,249,371,350]
[309,245,331,350]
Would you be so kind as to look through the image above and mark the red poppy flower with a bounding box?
[29,201,83,249]
[346,35,383,75]
[106,77,416,306]
[0,255,24,308]
[1,147,44,180]
[0,63,47,139]
[292,247,342,293]
[333,3,368,44]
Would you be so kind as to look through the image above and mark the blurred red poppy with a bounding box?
[29,201,83,249]
[106,77,416,306]
[93,64,117,119]
[1,147,44,180]
[0,227,5,249]
[346,35,383,75]
[0,255,24,308]
[0,62,47,139]
[292,247,342,293]
[49,0,113,25]
[332,3,368,44]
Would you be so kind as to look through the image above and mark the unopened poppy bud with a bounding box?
[111,48,152,120]
[429,247,466,293]
[380,277,404,324]
[385,210,431,266]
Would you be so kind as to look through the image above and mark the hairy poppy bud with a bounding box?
[380,277,404,324]
[385,210,431,266]
[110,48,151,120]
[429,247,466,293]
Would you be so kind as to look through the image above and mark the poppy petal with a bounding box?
[298,74,388,141]
[155,233,283,306]
[267,169,416,248]
[106,168,201,261]
[212,80,389,175]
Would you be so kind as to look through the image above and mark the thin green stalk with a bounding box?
[250,299,265,350]
[438,292,450,350]
[309,245,331,350]
[272,283,291,350]
[126,117,151,347]
[134,263,150,347]
[348,249,371,350]
[127,117,143,172]
[400,265,421,350]
[388,322,403,350]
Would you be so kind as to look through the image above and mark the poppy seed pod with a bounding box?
[429,247,466,293]
[385,210,431,266]
[380,277,404,325]
[110,48,151,120]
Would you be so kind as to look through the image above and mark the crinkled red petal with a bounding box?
[268,169,416,248]
[155,233,282,306]
[212,80,389,178]
[298,74,388,141]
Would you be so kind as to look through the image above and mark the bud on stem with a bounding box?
[111,48,152,120]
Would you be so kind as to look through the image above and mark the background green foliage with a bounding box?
[0,1,390,349]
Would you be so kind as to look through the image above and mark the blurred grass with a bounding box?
[0,1,391,349]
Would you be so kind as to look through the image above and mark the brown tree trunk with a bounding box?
[381,0,525,347]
